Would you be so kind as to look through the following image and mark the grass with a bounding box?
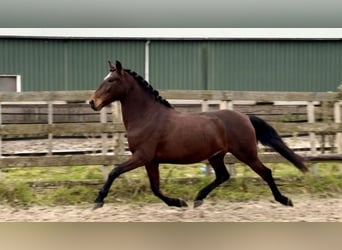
[2,165,104,182]
[0,162,341,207]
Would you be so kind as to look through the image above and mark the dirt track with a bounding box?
[1,195,341,222]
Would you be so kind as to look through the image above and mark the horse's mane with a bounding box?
[124,69,173,108]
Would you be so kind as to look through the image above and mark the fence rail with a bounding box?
[1,122,341,137]
[0,89,341,177]
[0,89,339,102]
[1,153,342,169]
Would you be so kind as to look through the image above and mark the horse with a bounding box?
[89,60,308,210]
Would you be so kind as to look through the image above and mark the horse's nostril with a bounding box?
[89,100,95,109]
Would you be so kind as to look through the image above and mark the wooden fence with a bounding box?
[0,89,342,177]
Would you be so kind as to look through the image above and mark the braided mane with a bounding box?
[124,69,173,108]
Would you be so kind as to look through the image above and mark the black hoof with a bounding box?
[178,198,188,207]
[277,196,294,207]
[93,202,104,210]
[193,200,203,208]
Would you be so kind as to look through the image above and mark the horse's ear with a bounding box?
[115,60,123,74]
[108,60,115,70]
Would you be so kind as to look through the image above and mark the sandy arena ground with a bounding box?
[0,196,341,222]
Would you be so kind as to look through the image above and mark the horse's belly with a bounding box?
[156,139,224,164]
[157,153,213,164]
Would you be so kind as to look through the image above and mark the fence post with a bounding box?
[307,101,318,176]
[334,101,342,173]
[47,102,53,155]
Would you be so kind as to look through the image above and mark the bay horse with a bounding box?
[89,60,308,210]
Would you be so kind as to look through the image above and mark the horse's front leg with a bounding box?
[93,153,146,210]
[145,163,188,207]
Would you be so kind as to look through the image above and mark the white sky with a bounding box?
[1,28,342,39]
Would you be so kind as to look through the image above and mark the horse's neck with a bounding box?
[120,88,168,128]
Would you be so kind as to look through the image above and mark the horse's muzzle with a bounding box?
[89,100,97,111]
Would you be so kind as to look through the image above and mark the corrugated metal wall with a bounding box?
[207,40,342,91]
[1,38,342,92]
[0,38,145,91]
[66,40,145,90]
[149,40,342,92]
[0,39,65,91]
[149,41,207,90]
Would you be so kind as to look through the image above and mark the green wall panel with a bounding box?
[1,38,342,92]
[149,40,342,92]
[0,38,145,91]
[149,41,207,90]
[207,40,342,91]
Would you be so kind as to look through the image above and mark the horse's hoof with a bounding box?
[93,202,104,210]
[287,199,294,207]
[178,198,188,207]
[278,197,294,207]
[193,200,203,208]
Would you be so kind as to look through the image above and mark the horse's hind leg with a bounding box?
[193,153,230,208]
[145,162,188,207]
[237,155,293,206]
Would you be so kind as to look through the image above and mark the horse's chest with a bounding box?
[126,130,159,153]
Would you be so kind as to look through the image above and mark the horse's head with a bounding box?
[89,60,128,111]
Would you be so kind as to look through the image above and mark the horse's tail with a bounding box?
[248,115,308,173]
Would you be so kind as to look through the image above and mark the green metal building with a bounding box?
[0,35,342,92]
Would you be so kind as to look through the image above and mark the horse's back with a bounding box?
[208,109,251,128]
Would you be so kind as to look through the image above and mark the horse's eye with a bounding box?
[108,79,114,82]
